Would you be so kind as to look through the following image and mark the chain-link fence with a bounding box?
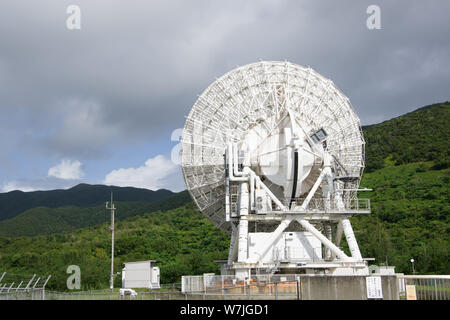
[0,289,46,300]
[3,274,449,300]
[44,281,299,300]
[45,290,185,300]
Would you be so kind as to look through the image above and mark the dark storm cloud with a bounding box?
[0,0,449,162]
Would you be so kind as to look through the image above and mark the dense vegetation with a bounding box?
[0,183,174,221]
[354,161,449,274]
[363,101,449,172]
[0,204,229,291]
[0,191,190,237]
[0,102,448,290]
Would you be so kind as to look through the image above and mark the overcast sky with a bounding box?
[0,0,449,192]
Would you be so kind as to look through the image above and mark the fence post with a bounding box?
[444,279,447,300]
[275,282,278,300]
[247,284,250,300]
[296,279,299,300]
[434,279,438,300]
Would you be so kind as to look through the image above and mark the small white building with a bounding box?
[368,265,396,275]
[122,260,160,289]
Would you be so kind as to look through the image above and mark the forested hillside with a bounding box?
[355,161,449,274]
[363,101,449,172]
[0,191,190,237]
[0,183,174,221]
[0,204,229,291]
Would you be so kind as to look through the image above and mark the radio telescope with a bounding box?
[181,61,370,278]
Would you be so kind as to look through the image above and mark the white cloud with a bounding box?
[48,159,84,180]
[103,155,185,192]
[1,181,37,193]
[0,178,79,193]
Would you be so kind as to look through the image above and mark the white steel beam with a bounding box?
[237,218,249,262]
[237,183,249,262]
[251,219,291,264]
[332,220,344,260]
[228,223,238,264]
[299,168,328,210]
[324,223,333,260]
[335,220,344,246]
[295,218,351,261]
[341,218,362,260]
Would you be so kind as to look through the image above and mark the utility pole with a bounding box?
[106,192,115,291]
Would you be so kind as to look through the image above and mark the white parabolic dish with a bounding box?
[181,61,365,233]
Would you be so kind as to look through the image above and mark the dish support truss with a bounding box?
[224,143,370,278]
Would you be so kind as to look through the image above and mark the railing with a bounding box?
[397,275,450,300]
[182,274,306,294]
[201,280,299,300]
[232,197,371,215]
[285,197,370,213]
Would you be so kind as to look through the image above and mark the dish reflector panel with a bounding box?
[181,61,365,232]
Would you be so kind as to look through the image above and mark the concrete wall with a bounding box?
[299,275,399,300]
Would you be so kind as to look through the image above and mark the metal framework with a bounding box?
[181,61,370,278]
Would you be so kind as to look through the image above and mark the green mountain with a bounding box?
[363,101,449,172]
[0,191,191,237]
[0,183,174,221]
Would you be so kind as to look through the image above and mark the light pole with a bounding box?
[410,258,415,274]
[106,192,115,291]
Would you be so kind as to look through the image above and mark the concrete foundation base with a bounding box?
[298,275,399,300]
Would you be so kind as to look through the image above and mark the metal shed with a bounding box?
[121,260,160,289]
